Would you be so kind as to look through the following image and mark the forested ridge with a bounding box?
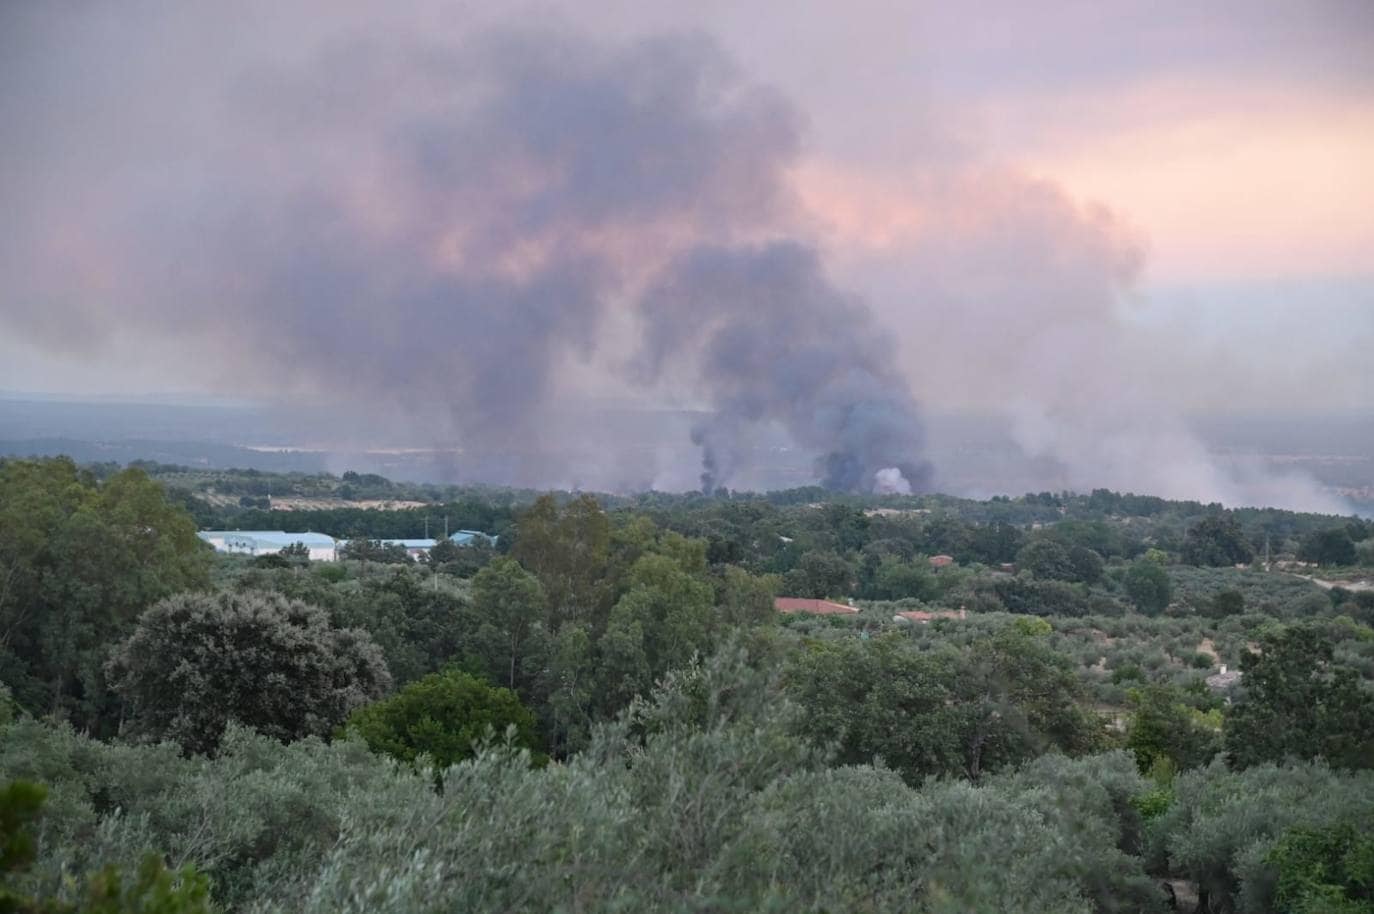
[3,456,1373,913]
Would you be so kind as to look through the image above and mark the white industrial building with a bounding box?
[197,528,493,563]
[197,530,338,562]
[347,531,496,560]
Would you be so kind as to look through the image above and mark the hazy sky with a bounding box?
[1,1,1370,505]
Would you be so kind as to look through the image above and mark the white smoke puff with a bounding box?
[873,466,912,495]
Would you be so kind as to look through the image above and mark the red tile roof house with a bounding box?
[774,597,859,615]
[894,608,967,624]
[929,555,955,568]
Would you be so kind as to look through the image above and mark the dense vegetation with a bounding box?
[3,456,1373,912]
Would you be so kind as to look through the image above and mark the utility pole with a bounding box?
[425,516,436,590]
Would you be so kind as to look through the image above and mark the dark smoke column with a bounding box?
[638,242,931,493]
[0,10,934,493]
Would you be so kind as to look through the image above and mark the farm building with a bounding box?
[341,530,496,560]
[1205,664,1243,693]
[198,530,337,561]
[199,528,495,563]
[775,597,859,615]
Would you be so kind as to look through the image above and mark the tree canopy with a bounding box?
[1182,514,1254,567]
[0,459,210,730]
[1224,623,1374,771]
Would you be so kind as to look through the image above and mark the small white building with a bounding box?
[198,530,338,562]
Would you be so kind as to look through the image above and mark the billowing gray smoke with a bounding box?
[638,243,929,492]
[0,9,929,493]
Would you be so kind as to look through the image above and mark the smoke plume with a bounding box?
[807,166,1353,513]
[638,243,929,492]
[0,7,927,493]
[0,2,1357,510]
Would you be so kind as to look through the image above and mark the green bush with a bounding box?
[345,670,541,773]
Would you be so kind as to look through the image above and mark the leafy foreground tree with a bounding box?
[469,557,547,690]
[1,780,210,914]
[0,458,210,731]
[1224,623,1374,771]
[346,669,541,773]
[509,494,612,621]
[1266,821,1374,914]
[330,569,475,689]
[1124,685,1221,775]
[107,591,391,755]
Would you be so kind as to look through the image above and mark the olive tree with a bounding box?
[0,458,210,731]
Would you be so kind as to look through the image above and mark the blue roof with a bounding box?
[450,530,495,544]
[376,539,437,549]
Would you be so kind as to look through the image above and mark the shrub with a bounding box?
[315,563,348,583]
